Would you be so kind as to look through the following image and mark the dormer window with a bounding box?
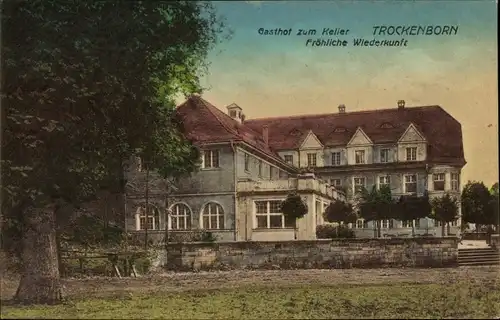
[334,127,347,133]
[226,103,243,123]
[380,122,394,129]
[290,129,302,136]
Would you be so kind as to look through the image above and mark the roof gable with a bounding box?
[398,123,426,143]
[175,95,296,171]
[299,130,323,149]
[347,127,373,146]
[183,99,464,166]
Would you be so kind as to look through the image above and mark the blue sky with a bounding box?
[195,0,498,186]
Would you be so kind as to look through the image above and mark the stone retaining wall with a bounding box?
[162,237,458,271]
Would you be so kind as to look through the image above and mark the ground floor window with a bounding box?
[201,202,225,230]
[380,219,394,229]
[169,203,192,230]
[435,219,458,227]
[402,220,419,228]
[254,200,295,229]
[355,219,368,229]
[135,205,161,231]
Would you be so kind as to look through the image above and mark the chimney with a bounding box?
[338,104,346,113]
[262,125,269,144]
[397,100,405,109]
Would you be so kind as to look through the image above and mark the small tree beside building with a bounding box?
[358,185,396,238]
[280,192,308,239]
[323,199,357,237]
[431,193,459,237]
[396,191,432,236]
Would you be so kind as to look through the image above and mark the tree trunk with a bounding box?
[14,204,63,305]
[441,221,446,237]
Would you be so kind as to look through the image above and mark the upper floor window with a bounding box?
[244,153,250,171]
[451,173,460,191]
[380,149,389,163]
[433,173,445,191]
[284,155,293,165]
[201,202,224,230]
[378,175,391,189]
[353,177,366,193]
[203,150,220,168]
[307,153,317,167]
[405,147,417,161]
[331,152,341,166]
[404,174,417,193]
[355,150,365,164]
[330,179,342,187]
[258,160,263,177]
[229,110,237,117]
[254,200,295,229]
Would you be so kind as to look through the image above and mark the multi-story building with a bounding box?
[125,95,466,241]
[125,95,343,242]
[244,99,466,237]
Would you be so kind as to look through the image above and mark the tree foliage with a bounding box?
[280,192,308,221]
[431,194,459,235]
[1,0,227,304]
[358,185,396,222]
[461,181,495,225]
[396,191,432,223]
[324,200,356,224]
[357,185,396,237]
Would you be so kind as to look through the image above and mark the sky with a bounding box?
[191,0,498,187]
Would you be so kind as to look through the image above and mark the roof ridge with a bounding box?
[195,96,240,138]
[195,96,272,144]
[245,105,440,122]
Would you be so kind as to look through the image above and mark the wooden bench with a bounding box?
[60,250,147,278]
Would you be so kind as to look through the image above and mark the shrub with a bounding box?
[316,224,355,239]
[166,230,217,243]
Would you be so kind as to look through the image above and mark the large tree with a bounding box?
[357,185,396,238]
[461,181,493,230]
[2,0,226,304]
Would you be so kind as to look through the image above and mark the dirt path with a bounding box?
[2,266,499,300]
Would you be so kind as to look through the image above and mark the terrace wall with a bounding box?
[159,237,458,271]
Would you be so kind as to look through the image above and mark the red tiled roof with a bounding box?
[175,95,294,169]
[245,107,465,165]
[176,96,465,166]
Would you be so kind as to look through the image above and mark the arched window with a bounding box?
[169,203,192,230]
[201,202,225,230]
[135,205,160,231]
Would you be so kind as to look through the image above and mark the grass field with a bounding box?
[2,267,500,319]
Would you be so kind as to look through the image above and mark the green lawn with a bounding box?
[2,282,499,319]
